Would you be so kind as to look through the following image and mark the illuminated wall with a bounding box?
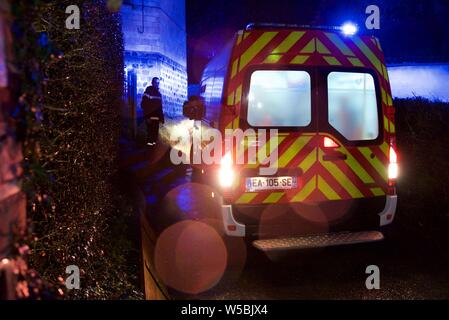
[121,0,187,118]
[388,64,449,103]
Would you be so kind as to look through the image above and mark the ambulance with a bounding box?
[183,23,398,252]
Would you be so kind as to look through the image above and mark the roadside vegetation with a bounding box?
[394,97,449,253]
[12,0,142,299]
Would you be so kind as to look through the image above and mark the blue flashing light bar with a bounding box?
[245,22,358,36]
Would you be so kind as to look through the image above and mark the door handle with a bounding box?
[323,153,347,161]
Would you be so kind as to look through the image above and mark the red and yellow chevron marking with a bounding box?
[384,115,395,134]
[232,132,388,205]
[221,28,394,205]
[224,29,393,113]
[234,133,317,204]
[231,31,388,75]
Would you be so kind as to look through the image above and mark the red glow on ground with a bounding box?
[154,220,227,295]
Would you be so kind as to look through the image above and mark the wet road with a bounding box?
[120,141,449,300]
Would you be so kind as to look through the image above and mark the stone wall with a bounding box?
[125,52,187,117]
[122,0,187,118]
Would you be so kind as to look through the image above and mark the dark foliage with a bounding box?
[11,0,141,299]
[395,97,449,250]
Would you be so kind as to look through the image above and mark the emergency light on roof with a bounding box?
[246,23,341,32]
[341,22,358,36]
[245,22,358,36]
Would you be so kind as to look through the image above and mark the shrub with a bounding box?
[395,97,449,248]
[12,0,141,299]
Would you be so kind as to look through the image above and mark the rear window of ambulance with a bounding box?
[328,71,379,141]
[247,70,311,127]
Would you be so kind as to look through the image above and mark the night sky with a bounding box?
[186,0,449,84]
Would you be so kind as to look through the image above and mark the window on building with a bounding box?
[328,72,379,141]
[247,70,311,127]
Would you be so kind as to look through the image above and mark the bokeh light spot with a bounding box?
[155,220,227,295]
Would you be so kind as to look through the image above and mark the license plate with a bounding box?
[245,176,297,192]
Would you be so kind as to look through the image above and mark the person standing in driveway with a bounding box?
[141,77,164,146]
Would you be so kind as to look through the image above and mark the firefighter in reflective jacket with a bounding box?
[141,77,164,146]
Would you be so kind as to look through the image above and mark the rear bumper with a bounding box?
[253,231,384,252]
[379,195,398,227]
[221,195,397,238]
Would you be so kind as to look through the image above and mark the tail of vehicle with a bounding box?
[196,23,397,244]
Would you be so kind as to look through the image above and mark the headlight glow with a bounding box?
[218,152,234,188]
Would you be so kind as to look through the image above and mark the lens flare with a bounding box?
[155,220,227,295]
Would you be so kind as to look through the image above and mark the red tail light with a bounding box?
[218,152,234,188]
[388,140,398,195]
[388,146,398,181]
[323,137,339,148]
[389,146,397,164]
